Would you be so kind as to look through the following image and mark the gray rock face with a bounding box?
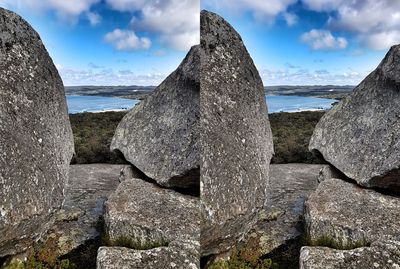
[304,178,400,248]
[0,8,74,257]
[317,165,343,183]
[243,164,323,257]
[200,10,274,256]
[111,46,200,189]
[309,45,400,192]
[300,241,400,269]
[97,240,199,269]
[46,164,126,256]
[104,178,199,246]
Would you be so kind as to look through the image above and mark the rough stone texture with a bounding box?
[309,44,400,192]
[104,178,199,246]
[0,8,74,257]
[304,178,400,247]
[46,164,127,256]
[111,46,199,189]
[317,165,343,183]
[97,240,200,269]
[200,10,273,256]
[118,165,143,183]
[243,164,323,257]
[300,241,400,269]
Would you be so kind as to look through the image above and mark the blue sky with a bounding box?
[1,0,398,86]
[0,0,199,86]
[203,0,399,85]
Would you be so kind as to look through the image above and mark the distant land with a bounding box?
[65,85,156,100]
[65,85,355,101]
[265,85,354,100]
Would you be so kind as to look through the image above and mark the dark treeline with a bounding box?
[70,111,326,165]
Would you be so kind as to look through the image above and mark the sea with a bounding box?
[265,95,336,113]
[66,95,336,114]
[66,95,139,114]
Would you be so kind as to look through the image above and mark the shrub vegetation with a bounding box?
[269,111,326,164]
[70,111,326,165]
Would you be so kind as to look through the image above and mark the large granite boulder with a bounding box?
[309,45,400,192]
[0,8,74,257]
[111,46,200,190]
[242,164,323,261]
[304,178,400,248]
[200,10,274,256]
[97,240,200,269]
[104,178,199,246]
[300,240,400,269]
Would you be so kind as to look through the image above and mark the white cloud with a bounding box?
[300,29,347,50]
[303,0,400,50]
[106,0,199,51]
[104,29,151,51]
[302,0,346,11]
[58,66,166,86]
[86,11,101,26]
[283,12,298,26]
[362,30,400,51]
[1,0,101,23]
[204,0,296,23]
[259,67,367,86]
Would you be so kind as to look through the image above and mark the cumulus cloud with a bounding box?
[283,12,298,26]
[259,67,367,86]
[104,29,151,51]
[204,0,296,23]
[303,0,400,50]
[302,0,346,11]
[106,0,199,51]
[1,0,101,23]
[58,66,166,86]
[86,11,101,26]
[300,29,347,50]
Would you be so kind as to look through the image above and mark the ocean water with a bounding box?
[266,95,335,113]
[67,95,139,114]
[66,95,335,114]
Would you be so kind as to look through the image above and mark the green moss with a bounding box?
[3,260,25,269]
[207,248,279,269]
[304,234,370,250]
[3,252,74,269]
[101,235,168,250]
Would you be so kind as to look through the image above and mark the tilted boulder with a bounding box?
[200,10,274,256]
[300,241,400,269]
[0,8,74,257]
[309,45,400,192]
[304,178,400,248]
[111,46,200,189]
[104,178,199,246]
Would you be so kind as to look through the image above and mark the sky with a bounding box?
[0,0,399,86]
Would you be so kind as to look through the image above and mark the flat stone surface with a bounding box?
[111,46,199,189]
[97,240,200,269]
[200,10,273,256]
[46,164,127,256]
[0,8,74,257]
[243,164,324,256]
[309,45,400,192]
[300,241,400,269]
[304,178,400,248]
[104,178,200,246]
